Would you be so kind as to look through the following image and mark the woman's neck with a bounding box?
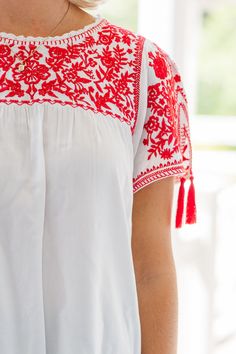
[0,0,94,37]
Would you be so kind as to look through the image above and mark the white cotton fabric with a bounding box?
[0,103,141,353]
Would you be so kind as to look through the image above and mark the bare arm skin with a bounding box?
[131,176,178,354]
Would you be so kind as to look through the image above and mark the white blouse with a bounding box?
[0,14,196,354]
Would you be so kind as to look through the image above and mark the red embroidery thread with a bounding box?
[133,42,197,228]
[0,21,144,134]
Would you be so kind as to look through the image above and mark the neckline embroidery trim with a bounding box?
[0,15,107,44]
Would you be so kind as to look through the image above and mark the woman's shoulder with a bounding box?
[98,17,148,47]
[98,17,175,71]
[98,17,141,38]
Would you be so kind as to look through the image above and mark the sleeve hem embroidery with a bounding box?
[133,163,185,194]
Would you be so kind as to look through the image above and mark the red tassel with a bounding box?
[186,176,197,224]
[175,177,186,228]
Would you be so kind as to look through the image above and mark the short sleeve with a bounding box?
[132,39,197,228]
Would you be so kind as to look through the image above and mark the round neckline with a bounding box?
[0,14,108,44]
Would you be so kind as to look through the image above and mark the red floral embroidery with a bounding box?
[149,50,168,79]
[133,42,192,193]
[148,47,189,157]
[0,20,144,134]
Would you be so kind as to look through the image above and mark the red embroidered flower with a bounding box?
[159,98,165,106]
[48,46,68,59]
[100,48,115,68]
[149,50,168,80]
[88,58,97,67]
[153,53,168,79]
[97,28,115,45]
[174,74,181,82]
[13,60,50,85]
[46,46,69,70]
[94,91,114,110]
[102,55,115,68]
[156,108,164,117]
[63,61,91,85]
[144,115,159,134]
[114,72,133,95]
[160,148,174,159]
[148,84,159,103]
[0,44,11,56]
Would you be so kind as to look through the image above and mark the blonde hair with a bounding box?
[68,0,106,10]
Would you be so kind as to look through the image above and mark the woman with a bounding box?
[0,0,197,353]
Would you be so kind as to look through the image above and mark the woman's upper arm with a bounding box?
[131,176,176,284]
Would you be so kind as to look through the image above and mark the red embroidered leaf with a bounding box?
[96,69,102,80]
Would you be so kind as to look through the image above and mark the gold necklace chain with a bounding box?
[9,1,71,72]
